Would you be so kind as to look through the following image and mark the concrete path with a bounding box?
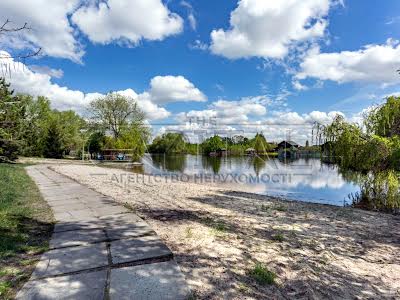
[17,165,190,300]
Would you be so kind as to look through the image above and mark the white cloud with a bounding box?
[0,0,83,62]
[114,89,170,120]
[72,0,183,45]
[189,40,208,51]
[296,39,400,84]
[210,0,333,59]
[29,65,64,79]
[176,96,269,125]
[0,52,184,120]
[180,1,197,31]
[292,80,308,91]
[0,0,184,62]
[148,75,207,104]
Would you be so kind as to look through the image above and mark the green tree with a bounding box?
[365,96,400,137]
[253,133,269,154]
[148,133,186,154]
[0,78,24,161]
[201,135,224,155]
[43,118,64,158]
[115,124,150,161]
[89,93,145,139]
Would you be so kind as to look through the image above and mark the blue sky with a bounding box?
[1,0,400,142]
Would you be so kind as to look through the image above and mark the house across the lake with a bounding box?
[277,141,300,151]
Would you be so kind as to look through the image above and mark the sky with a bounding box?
[1,0,400,143]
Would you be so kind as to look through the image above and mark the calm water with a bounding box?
[132,154,360,207]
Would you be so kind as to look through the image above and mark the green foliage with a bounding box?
[0,78,24,161]
[323,96,400,212]
[351,171,400,212]
[114,124,150,161]
[86,131,106,154]
[324,98,400,173]
[201,135,224,155]
[252,133,270,154]
[148,133,186,154]
[43,118,64,159]
[89,93,145,139]
[365,96,400,137]
[248,263,276,285]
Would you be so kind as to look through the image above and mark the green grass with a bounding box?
[249,263,277,285]
[274,204,288,212]
[271,233,284,242]
[0,163,54,299]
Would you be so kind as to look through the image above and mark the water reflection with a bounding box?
[149,154,187,173]
[139,154,361,206]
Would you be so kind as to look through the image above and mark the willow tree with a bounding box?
[365,96,400,137]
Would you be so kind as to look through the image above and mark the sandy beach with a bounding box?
[50,164,400,299]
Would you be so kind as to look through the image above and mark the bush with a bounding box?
[0,139,19,162]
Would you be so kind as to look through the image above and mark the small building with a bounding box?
[245,148,256,156]
[277,141,299,151]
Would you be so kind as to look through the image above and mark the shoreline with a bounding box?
[50,163,400,299]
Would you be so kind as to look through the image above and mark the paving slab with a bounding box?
[32,243,108,278]
[53,209,97,222]
[50,229,107,248]
[17,270,107,300]
[53,220,104,233]
[110,261,189,300]
[92,206,129,216]
[110,235,172,264]
[49,203,88,213]
[101,213,155,240]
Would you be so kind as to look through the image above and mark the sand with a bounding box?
[51,164,400,299]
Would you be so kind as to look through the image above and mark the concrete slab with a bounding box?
[101,213,154,240]
[16,270,107,300]
[110,235,172,264]
[53,220,104,233]
[92,206,129,216]
[32,243,108,278]
[50,229,107,248]
[49,203,88,213]
[109,261,189,300]
[54,209,97,222]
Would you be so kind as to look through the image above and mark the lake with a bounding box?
[131,154,361,206]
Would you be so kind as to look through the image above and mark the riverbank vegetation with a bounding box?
[323,96,400,212]
[0,164,53,299]
[148,132,277,156]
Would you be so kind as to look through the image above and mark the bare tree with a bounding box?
[0,19,41,59]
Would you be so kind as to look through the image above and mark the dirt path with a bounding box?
[52,164,400,299]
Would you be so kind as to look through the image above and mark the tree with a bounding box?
[55,110,86,155]
[306,140,310,148]
[86,132,106,156]
[89,93,145,139]
[365,96,400,137]
[201,135,224,155]
[115,124,150,161]
[148,133,186,154]
[0,19,41,62]
[43,118,64,158]
[0,78,24,161]
[253,133,269,154]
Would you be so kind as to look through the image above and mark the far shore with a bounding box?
[45,163,400,299]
